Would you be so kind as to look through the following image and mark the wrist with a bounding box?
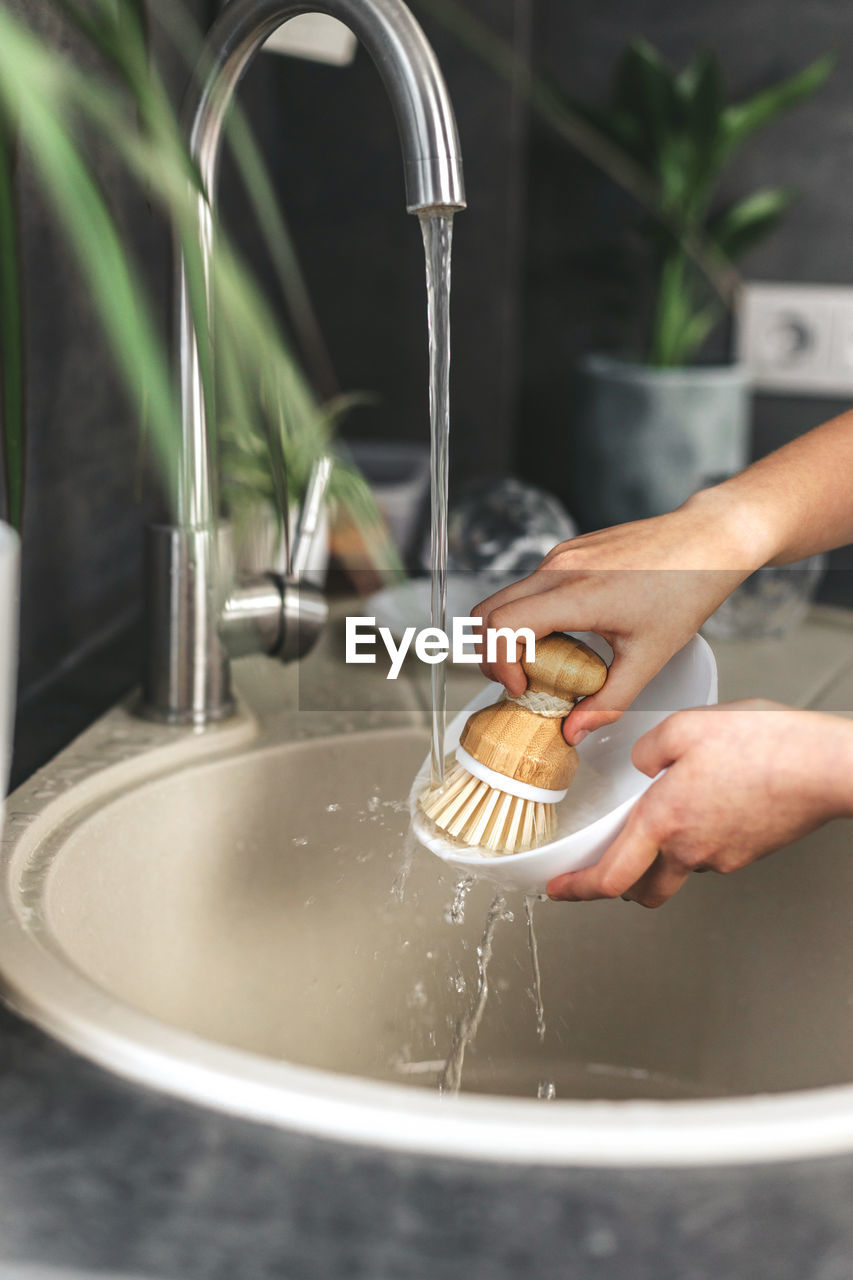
[681,480,784,572]
[824,716,853,820]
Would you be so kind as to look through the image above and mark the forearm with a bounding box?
[687,409,853,567]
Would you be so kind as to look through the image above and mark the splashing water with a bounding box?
[445,873,474,926]
[525,895,546,1043]
[420,211,454,789]
[390,827,420,905]
[440,892,514,1095]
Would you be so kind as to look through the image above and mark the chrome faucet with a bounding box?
[142,0,465,724]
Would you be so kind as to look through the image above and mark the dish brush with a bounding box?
[419,633,608,853]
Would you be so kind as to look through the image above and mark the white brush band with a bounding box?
[455,745,569,804]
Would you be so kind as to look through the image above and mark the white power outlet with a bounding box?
[737,282,853,396]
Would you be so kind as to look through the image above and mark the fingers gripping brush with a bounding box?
[419,634,608,854]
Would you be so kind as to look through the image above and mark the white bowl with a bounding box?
[0,521,19,810]
[410,631,717,894]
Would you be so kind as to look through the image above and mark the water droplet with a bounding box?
[406,981,428,1009]
[444,874,474,925]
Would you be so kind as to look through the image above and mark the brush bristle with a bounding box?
[419,760,556,854]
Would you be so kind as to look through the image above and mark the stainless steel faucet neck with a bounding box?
[143,0,465,723]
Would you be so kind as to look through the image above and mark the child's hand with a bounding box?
[547,702,853,908]
[472,488,769,745]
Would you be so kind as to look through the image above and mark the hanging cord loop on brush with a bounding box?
[504,690,574,718]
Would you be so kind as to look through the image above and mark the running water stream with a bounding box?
[420,211,454,789]
[441,892,514,1095]
[418,212,552,1096]
[525,895,547,1043]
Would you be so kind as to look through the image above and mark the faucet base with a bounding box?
[135,695,237,728]
[140,524,235,725]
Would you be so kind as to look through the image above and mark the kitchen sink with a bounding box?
[4,617,853,1168]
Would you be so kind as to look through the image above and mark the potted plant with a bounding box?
[560,39,833,527]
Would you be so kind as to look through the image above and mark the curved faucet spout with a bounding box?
[177,0,466,528]
[144,0,464,725]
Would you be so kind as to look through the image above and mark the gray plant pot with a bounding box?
[570,354,751,529]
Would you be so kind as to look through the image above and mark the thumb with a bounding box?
[563,646,663,746]
[630,712,691,778]
[630,711,696,778]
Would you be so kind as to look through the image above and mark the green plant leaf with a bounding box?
[721,54,834,156]
[0,106,24,532]
[679,49,726,210]
[677,302,721,364]
[710,185,799,261]
[649,251,688,366]
[611,39,680,163]
[679,49,724,142]
[609,41,720,222]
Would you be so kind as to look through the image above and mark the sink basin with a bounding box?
[5,638,853,1168]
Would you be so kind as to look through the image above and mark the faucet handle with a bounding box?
[290,455,333,581]
[221,572,327,664]
[221,454,332,664]
[278,574,328,663]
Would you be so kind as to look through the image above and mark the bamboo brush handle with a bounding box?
[522,633,608,700]
[460,633,608,792]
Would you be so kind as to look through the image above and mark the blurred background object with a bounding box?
[365,473,575,640]
[703,557,828,641]
[345,441,431,569]
[437,475,577,575]
[575,356,750,528]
